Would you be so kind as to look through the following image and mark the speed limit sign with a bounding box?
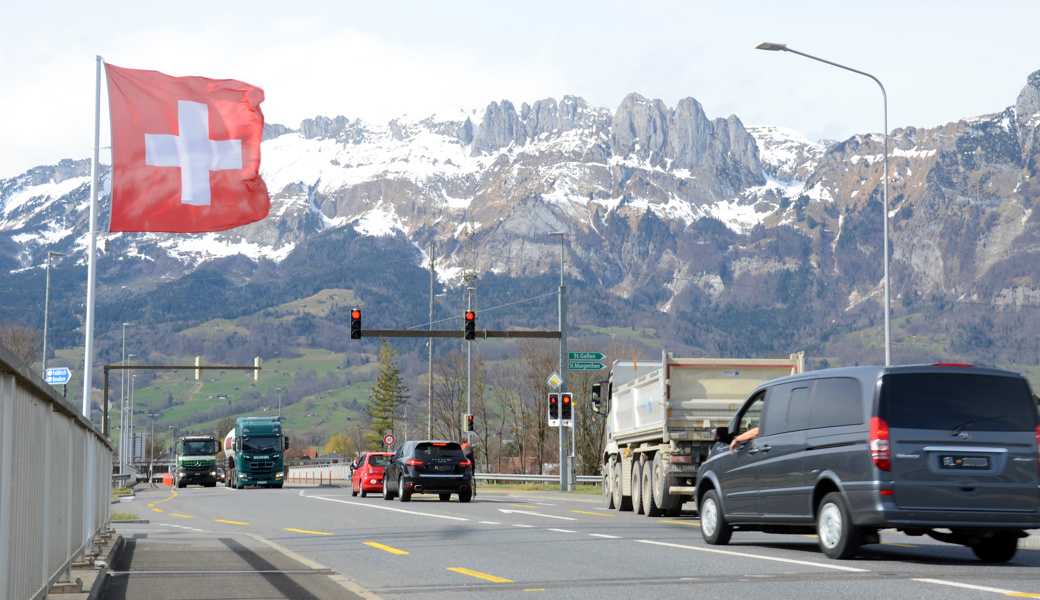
[383,434,395,446]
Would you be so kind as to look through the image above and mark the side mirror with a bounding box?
[714,426,731,444]
[283,436,290,450]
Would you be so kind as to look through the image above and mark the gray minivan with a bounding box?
[695,364,1040,561]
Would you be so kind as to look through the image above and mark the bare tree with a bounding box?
[491,359,533,473]
[1,321,42,367]
[430,349,467,441]
[519,338,559,474]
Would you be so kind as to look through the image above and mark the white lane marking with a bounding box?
[636,540,869,573]
[548,529,577,533]
[479,521,501,525]
[913,578,1032,595]
[307,494,468,521]
[498,509,577,521]
[590,534,621,539]
[512,524,535,528]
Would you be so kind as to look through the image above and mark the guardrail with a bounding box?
[286,464,601,485]
[1,345,112,600]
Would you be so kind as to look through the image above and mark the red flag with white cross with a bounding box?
[105,64,270,232]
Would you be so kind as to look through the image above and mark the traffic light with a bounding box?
[561,392,573,422]
[464,311,476,340]
[463,413,474,432]
[548,393,559,422]
[350,309,362,340]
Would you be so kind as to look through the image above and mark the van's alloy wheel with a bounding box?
[816,492,861,559]
[700,489,731,545]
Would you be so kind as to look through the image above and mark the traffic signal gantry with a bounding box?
[346,308,561,341]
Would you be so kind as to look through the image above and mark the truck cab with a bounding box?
[175,435,219,488]
[225,417,289,489]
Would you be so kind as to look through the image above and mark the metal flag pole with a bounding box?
[83,55,103,419]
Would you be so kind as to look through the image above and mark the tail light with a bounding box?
[405,459,424,467]
[459,459,471,468]
[1035,424,1040,475]
[870,417,891,472]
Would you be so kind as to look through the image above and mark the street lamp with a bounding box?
[275,387,283,419]
[148,413,158,487]
[756,42,892,366]
[42,250,64,376]
[119,323,129,473]
[548,231,572,491]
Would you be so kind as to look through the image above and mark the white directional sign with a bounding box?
[45,367,71,385]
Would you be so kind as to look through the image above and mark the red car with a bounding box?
[351,452,393,497]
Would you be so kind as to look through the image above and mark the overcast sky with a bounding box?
[3,0,1039,179]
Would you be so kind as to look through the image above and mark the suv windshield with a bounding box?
[880,372,1038,432]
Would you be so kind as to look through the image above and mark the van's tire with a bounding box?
[382,476,395,501]
[398,476,411,502]
[652,454,681,514]
[642,461,662,517]
[602,466,615,509]
[631,460,644,515]
[971,535,1018,563]
[700,489,732,545]
[612,463,631,511]
[817,492,861,559]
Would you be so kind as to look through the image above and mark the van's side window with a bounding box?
[809,377,863,428]
[737,393,766,436]
[763,383,812,433]
[785,385,812,431]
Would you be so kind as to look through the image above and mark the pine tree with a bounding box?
[365,338,409,448]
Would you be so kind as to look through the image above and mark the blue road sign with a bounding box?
[45,367,71,385]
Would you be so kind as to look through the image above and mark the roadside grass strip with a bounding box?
[364,542,410,555]
[447,567,513,583]
[285,528,333,535]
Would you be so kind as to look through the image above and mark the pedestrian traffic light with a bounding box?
[463,413,474,432]
[350,309,362,339]
[548,393,559,422]
[464,310,476,340]
[561,392,573,422]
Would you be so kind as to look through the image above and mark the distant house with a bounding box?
[216,394,228,400]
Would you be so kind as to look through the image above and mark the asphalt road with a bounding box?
[120,483,1040,599]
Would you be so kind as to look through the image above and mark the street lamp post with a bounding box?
[130,370,137,468]
[42,250,64,376]
[119,323,129,473]
[548,231,572,491]
[757,42,891,366]
[148,413,158,487]
[275,387,283,420]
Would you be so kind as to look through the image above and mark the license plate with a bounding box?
[939,455,990,470]
[432,465,452,472]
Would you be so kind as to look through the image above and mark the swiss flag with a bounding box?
[106,64,270,232]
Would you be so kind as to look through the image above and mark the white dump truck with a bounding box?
[592,351,804,516]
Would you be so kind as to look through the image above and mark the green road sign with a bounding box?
[568,361,605,371]
[568,352,604,361]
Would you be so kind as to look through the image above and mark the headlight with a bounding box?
[275,472,283,479]
[210,470,217,476]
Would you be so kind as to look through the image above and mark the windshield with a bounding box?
[414,443,465,459]
[880,372,1038,431]
[180,440,217,455]
[242,435,281,453]
[367,455,391,467]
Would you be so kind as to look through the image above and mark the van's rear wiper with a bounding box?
[951,415,1007,436]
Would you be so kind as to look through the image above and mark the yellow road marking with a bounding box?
[170,513,193,519]
[151,508,163,513]
[285,528,333,536]
[447,567,513,583]
[157,490,178,503]
[571,510,615,517]
[661,520,699,527]
[524,589,547,592]
[508,504,538,508]
[364,542,409,555]
[213,519,250,525]
[1007,594,1040,598]
[881,542,917,548]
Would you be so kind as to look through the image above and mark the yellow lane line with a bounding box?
[151,508,163,513]
[285,528,333,536]
[571,510,615,517]
[524,589,547,592]
[508,504,538,508]
[364,542,410,555]
[170,513,193,519]
[447,567,513,583]
[214,519,250,525]
[157,490,178,503]
[881,542,917,548]
[661,520,699,527]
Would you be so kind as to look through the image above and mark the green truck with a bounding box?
[174,435,220,488]
[223,417,289,489]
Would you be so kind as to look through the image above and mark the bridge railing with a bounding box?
[0,345,112,600]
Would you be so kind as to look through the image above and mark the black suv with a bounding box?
[696,364,1040,562]
[382,440,473,502]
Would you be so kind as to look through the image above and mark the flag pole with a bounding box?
[83,55,103,420]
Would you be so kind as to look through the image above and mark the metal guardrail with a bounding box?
[0,345,113,600]
[286,465,601,485]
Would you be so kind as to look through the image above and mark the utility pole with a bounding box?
[428,241,435,438]
[549,232,572,491]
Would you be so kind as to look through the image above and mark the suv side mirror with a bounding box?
[714,426,731,443]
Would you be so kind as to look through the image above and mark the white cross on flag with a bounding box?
[106,64,270,232]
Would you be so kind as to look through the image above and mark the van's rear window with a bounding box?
[880,373,1037,431]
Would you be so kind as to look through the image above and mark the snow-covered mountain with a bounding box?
[5,71,1040,368]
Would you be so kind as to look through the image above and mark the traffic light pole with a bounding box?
[559,282,572,492]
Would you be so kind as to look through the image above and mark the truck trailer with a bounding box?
[593,351,804,516]
[224,417,289,489]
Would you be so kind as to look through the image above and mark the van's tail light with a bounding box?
[870,417,891,472]
[405,459,424,467]
[1035,424,1040,474]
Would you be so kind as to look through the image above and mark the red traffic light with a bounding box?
[351,309,362,320]
[465,311,475,321]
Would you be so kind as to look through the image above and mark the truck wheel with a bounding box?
[612,462,631,511]
[817,492,861,559]
[602,467,614,509]
[700,489,732,545]
[398,476,411,502]
[642,462,663,517]
[631,460,644,515]
[652,454,681,513]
